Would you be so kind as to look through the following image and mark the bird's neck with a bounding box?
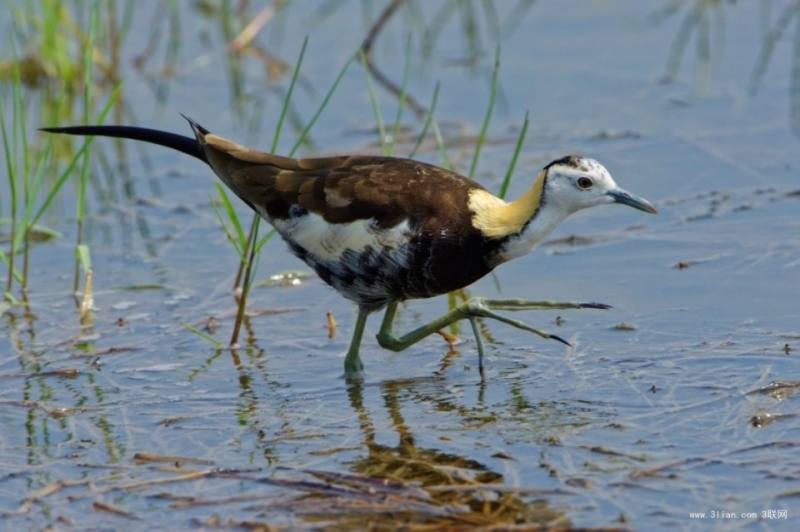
[469,170,547,238]
[468,169,568,263]
[495,195,570,262]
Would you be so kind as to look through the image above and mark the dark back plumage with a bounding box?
[41,119,512,311]
[194,129,507,310]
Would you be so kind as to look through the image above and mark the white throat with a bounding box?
[495,201,571,262]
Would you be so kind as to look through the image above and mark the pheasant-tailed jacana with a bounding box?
[42,117,657,379]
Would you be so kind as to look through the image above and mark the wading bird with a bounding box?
[43,117,657,379]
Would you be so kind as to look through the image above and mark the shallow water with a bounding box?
[1,1,799,530]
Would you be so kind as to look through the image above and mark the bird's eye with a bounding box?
[577,177,593,189]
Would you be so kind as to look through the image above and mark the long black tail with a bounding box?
[40,124,209,165]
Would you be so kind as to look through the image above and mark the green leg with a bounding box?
[376,298,610,373]
[344,309,370,379]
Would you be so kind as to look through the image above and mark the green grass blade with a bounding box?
[430,112,450,171]
[272,35,309,153]
[76,244,92,273]
[76,3,99,225]
[2,40,21,291]
[388,35,414,157]
[10,38,29,191]
[498,110,529,200]
[30,83,122,230]
[0,92,17,229]
[289,50,357,157]
[20,94,65,234]
[468,44,500,179]
[254,228,276,252]
[408,81,441,159]
[181,321,224,349]
[229,36,310,346]
[2,289,21,306]
[212,184,247,257]
[360,49,388,155]
[72,2,100,295]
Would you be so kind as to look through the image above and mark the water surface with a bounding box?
[1,2,798,530]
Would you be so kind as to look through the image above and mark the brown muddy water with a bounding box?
[1,2,799,530]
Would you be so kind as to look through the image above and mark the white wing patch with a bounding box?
[272,213,412,262]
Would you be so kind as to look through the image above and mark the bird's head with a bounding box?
[543,156,657,215]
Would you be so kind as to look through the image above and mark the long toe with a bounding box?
[579,302,612,309]
[548,333,572,346]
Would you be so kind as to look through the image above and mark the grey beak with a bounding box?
[606,188,658,214]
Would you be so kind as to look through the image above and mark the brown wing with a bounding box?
[199,131,484,231]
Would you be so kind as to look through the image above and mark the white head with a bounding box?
[486,155,657,263]
[543,156,657,215]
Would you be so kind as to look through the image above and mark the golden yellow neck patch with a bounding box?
[468,169,547,238]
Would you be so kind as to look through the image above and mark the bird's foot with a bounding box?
[456,297,611,347]
[463,298,611,312]
[343,353,365,381]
